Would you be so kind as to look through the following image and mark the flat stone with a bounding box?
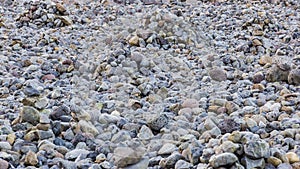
[175,160,193,169]
[209,153,238,168]
[0,142,11,150]
[267,156,282,167]
[34,97,48,110]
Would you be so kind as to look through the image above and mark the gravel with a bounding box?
[0,0,300,168]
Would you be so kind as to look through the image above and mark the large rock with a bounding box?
[113,146,146,168]
[244,140,270,159]
[209,153,238,168]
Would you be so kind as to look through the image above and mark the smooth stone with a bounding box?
[252,71,265,83]
[65,149,90,160]
[113,146,145,168]
[20,106,40,125]
[286,152,300,163]
[95,153,106,163]
[158,143,177,155]
[78,120,99,136]
[209,153,238,168]
[267,156,282,167]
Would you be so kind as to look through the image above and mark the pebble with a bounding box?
[286,152,300,163]
[0,158,9,169]
[20,106,40,125]
[158,143,177,155]
[24,150,38,166]
[209,68,227,82]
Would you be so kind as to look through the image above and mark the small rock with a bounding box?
[209,153,238,168]
[111,131,131,143]
[0,158,9,169]
[241,156,265,169]
[182,99,199,108]
[175,160,193,169]
[148,113,168,131]
[50,105,70,121]
[286,152,300,163]
[159,152,183,168]
[65,149,90,160]
[113,146,145,168]
[34,97,48,109]
[158,143,177,155]
[288,69,300,85]
[42,74,55,81]
[244,140,270,159]
[129,35,139,46]
[259,55,273,65]
[277,163,293,169]
[209,68,227,81]
[78,120,99,136]
[0,142,11,150]
[252,71,265,83]
[137,125,154,140]
[267,156,282,167]
[123,157,149,169]
[20,106,40,125]
[25,151,38,166]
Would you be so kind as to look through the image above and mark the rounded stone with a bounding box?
[209,152,238,168]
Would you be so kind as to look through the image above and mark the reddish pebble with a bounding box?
[42,74,55,81]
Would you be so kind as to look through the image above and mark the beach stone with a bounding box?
[20,106,40,125]
[111,131,131,143]
[113,146,145,168]
[241,156,265,169]
[78,120,99,136]
[0,158,9,169]
[25,151,38,166]
[209,153,238,168]
[244,140,270,159]
[129,35,139,46]
[259,55,273,65]
[158,143,177,155]
[286,152,300,163]
[209,68,227,81]
[175,160,193,169]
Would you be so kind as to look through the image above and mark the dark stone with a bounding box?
[50,105,70,121]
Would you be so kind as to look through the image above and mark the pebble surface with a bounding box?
[0,0,300,168]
